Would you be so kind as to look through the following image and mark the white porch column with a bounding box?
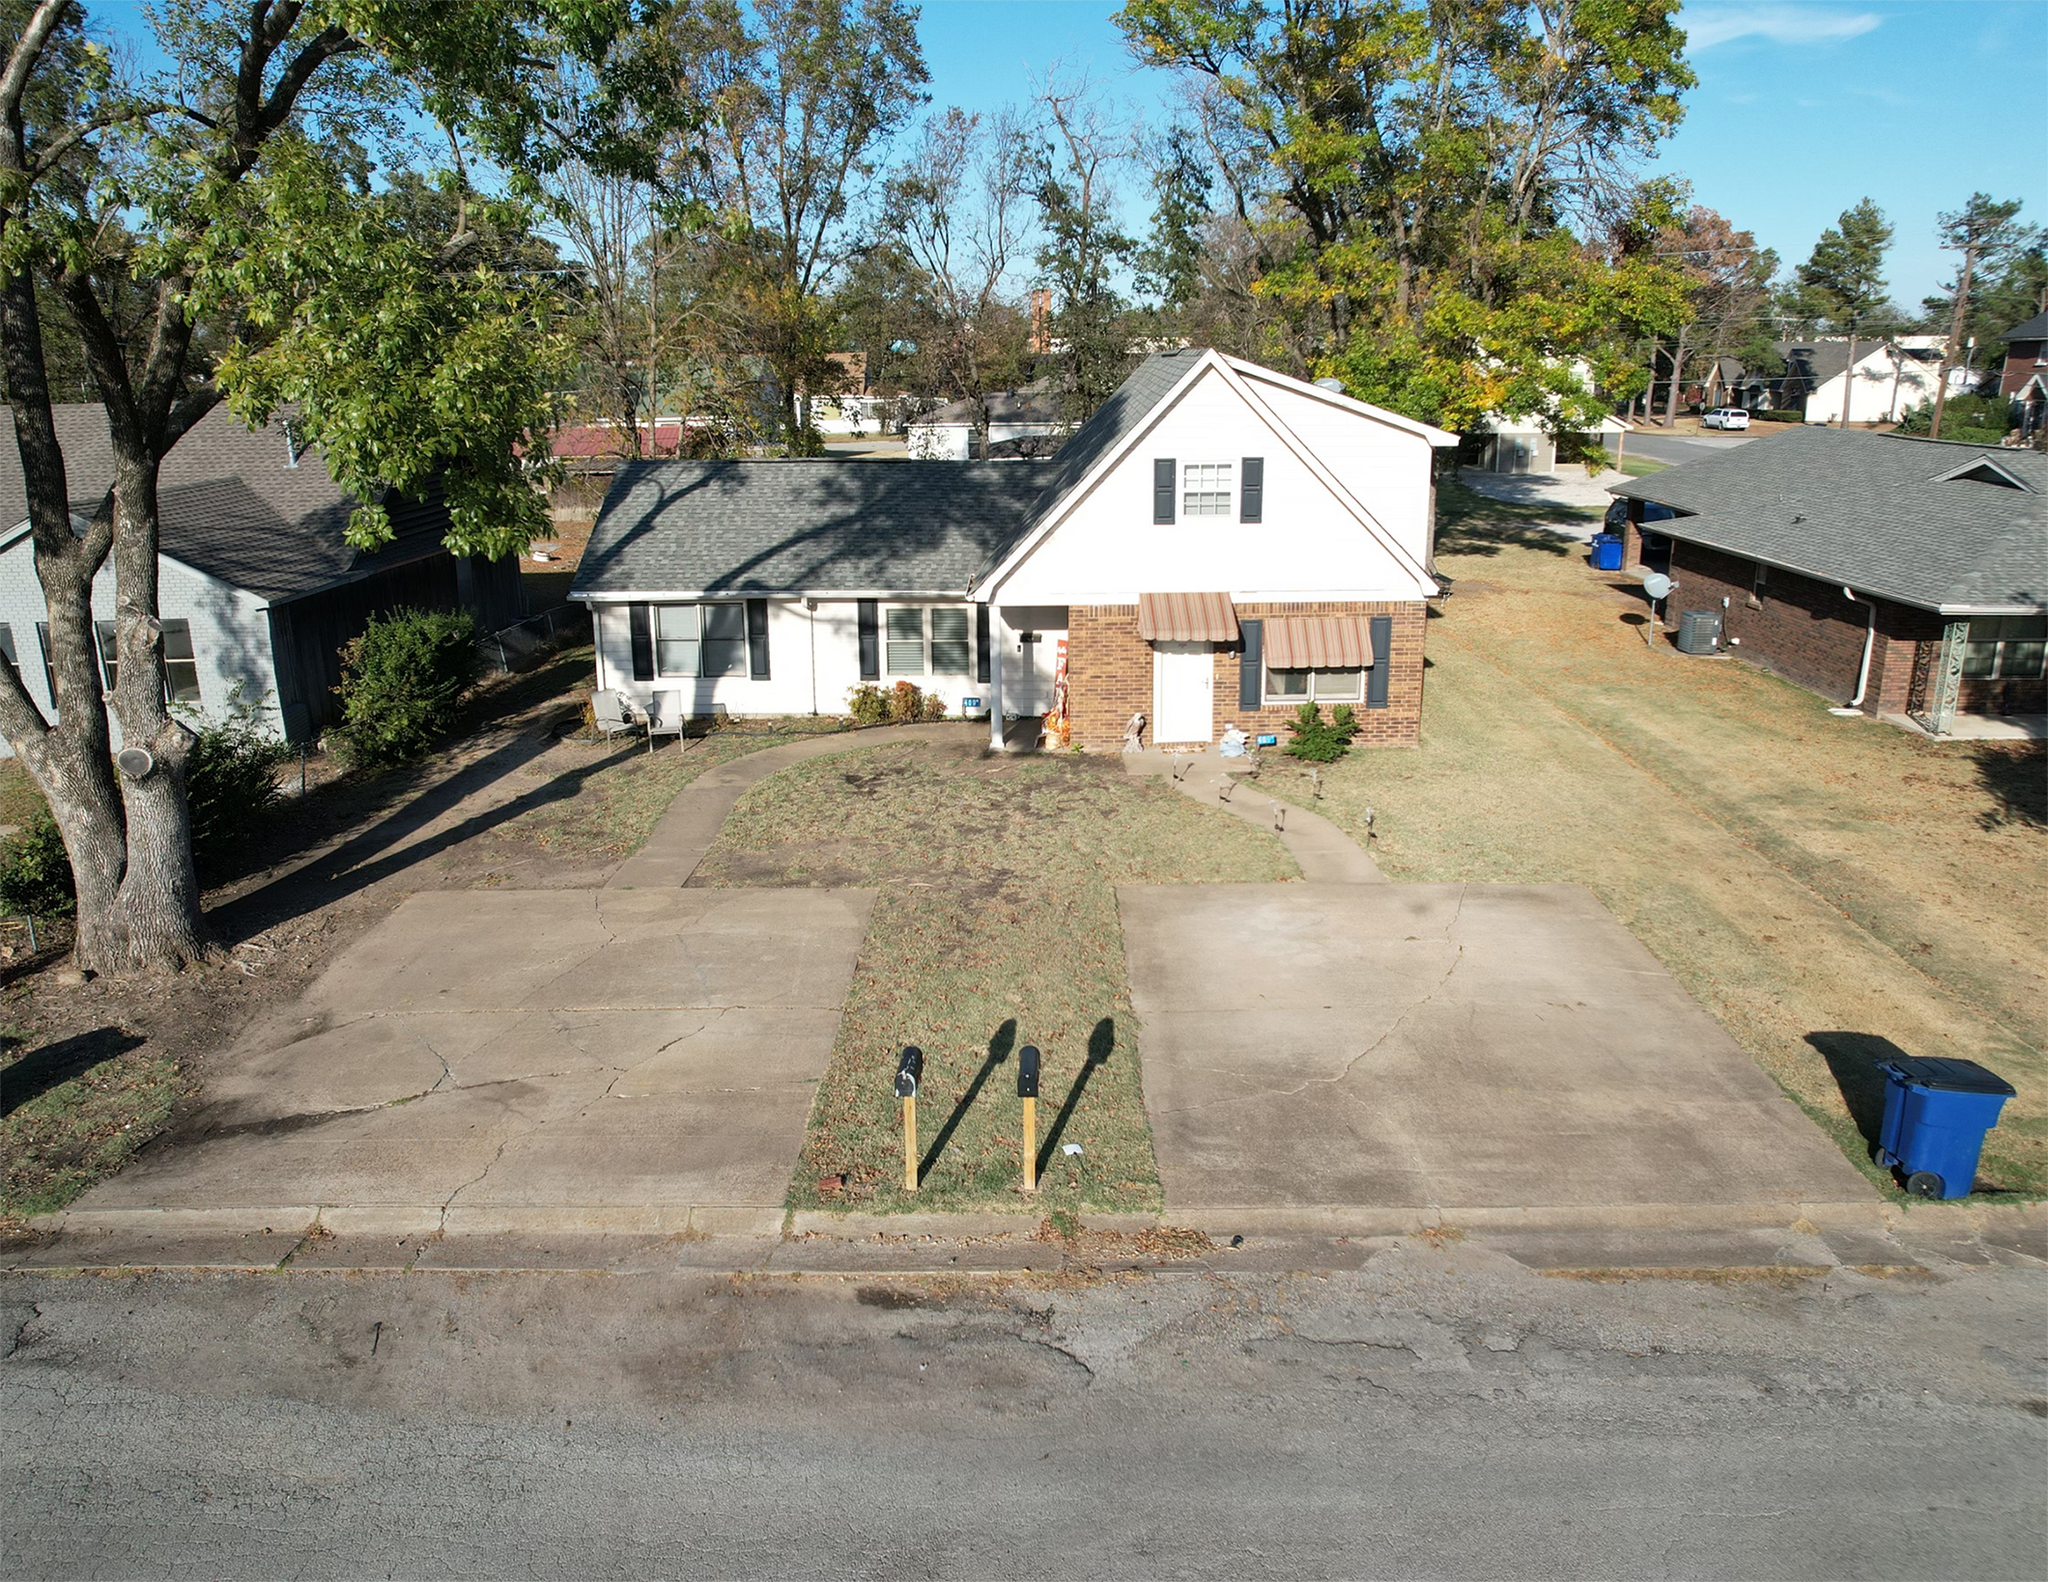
[987,608,1006,752]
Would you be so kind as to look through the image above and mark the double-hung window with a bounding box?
[654,604,699,677]
[881,607,973,676]
[1182,462,1233,517]
[88,618,202,703]
[1964,614,2047,680]
[652,603,749,678]
[1265,666,1363,704]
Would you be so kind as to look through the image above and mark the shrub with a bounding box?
[184,704,291,876]
[332,608,483,767]
[0,812,75,917]
[1282,701,1359,763]
[1753,409,1805,424]
[1895,394,2010,439]
[846,682,889,726]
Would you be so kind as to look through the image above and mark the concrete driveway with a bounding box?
[52,887,872,1252]
[1120,882,1875,1229]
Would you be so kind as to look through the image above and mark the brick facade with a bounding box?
[1064,599,1427,751]
[1665,541,1944,714]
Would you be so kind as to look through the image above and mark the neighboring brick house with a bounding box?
[571,348,1458,750]
[1607,428,2045,732]
[1999,310,2047,440]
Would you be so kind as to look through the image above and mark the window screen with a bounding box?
[161,619,200,704]
[655,604,699,676]
[701,603,749,677]
[929,608,970,674]
[1182,462,1232,517]
[1266,668,1360,702]
[886,608,925,674]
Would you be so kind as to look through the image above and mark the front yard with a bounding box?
[1265,499,2047,1199]
[690,739,1297,1215]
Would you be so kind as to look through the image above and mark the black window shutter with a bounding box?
[746,598,770,679]
[628,603,655,681]
[1366,615,1392,710]
[1238,618,1263,709]
[975,604,991,684]
[1241,457,1264,522]
[858,600,880,680]
[1154,458,1176,523]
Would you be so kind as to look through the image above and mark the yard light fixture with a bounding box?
[896,1046,924,1192]
[1017,1044,1041,1192]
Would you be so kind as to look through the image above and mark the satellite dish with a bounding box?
[116,746,154,781]
[1642,573,1672,601]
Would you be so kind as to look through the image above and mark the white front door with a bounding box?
[1152,642,1214,744]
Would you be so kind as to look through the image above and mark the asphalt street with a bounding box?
[5,1245,2043,1579]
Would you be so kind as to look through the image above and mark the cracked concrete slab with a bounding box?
[1120,882,1877,1217]
[42,888,873,1241]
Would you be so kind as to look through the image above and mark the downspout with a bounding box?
[1836,587,1877,713]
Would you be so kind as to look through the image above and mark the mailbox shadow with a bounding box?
[1807,1031,1910,1151]
[1038,1017,1115,1176]
[919,1019,1016,1182]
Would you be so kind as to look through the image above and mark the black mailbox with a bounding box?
[1017,1044,1041,1099]
[895,1045,924,1099]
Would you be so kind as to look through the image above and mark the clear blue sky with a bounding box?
[918,0,2048,307]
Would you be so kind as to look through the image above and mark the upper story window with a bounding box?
[1183,462,1233,517]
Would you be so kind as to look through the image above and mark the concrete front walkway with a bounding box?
[43,886,874,1255]
[608,722,979,887]
[1122,749,1383,882]
[1119,882,1876,1232]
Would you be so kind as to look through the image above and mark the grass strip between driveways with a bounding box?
[1264,511,2046,1201]
[691,739,1298,1216]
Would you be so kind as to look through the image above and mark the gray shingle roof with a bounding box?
[573,459,1065,596]
[0,403,453,602]
[971,348,1201,583]
[1607,426,2046,613]
[2001,311,2048,343]
[569,348,1209,598]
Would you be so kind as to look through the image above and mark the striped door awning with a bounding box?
[1137,591,1240,643]
[1263,617,1376,669]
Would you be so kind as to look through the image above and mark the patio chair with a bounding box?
[644,687,689,752]
[591,688,641,747]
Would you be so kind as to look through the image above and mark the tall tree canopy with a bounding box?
[1791,197,1892,426]
[0,0,675,974]
[1114,0,1696,432]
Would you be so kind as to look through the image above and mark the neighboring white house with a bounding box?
[906,387,1071,460]
[1790,336,1948,425]
[0,404,522,752]
[572,348,1458,752]
[1473,412,1632,475]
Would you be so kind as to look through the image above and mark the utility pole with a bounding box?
[1931,242,1979,441]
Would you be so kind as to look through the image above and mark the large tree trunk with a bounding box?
[1661,325,1691,426]
[107,455,210,970]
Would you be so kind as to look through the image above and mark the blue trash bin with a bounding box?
[1589,534,1623,571]
[1875,1057,2013,1199]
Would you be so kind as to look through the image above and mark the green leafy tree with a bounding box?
[1114,0,1696,433]
[1792,198,1893,427]
[1032,69,1141,422]
[1925,194,2033,439]
[0,0,674,975]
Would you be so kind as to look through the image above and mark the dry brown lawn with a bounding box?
[1266,493,2045,1199]
[691,738,1297,1215]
